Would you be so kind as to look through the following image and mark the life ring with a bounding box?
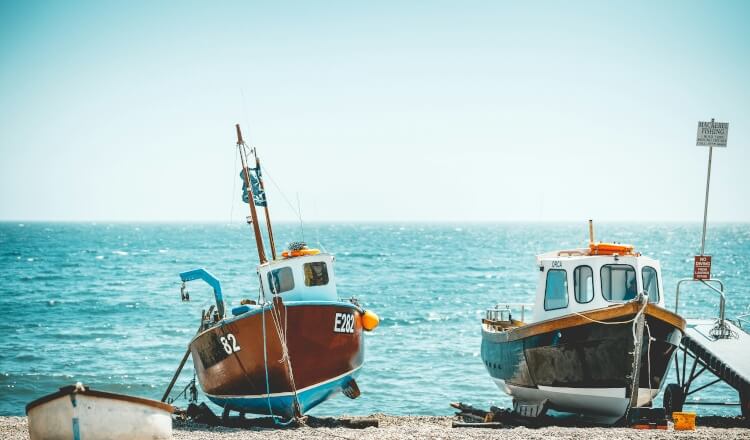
[281,248,321,258]
[589,242,635,255]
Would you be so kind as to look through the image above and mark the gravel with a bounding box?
[3,415,748,439]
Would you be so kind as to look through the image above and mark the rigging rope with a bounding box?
[259,275,303,425]
[261,164,307,243]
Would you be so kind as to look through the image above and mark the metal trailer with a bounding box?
[663,278,750,418]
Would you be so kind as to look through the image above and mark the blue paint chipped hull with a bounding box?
[207,368,360,419]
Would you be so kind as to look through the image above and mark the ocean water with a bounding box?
[1,222,748,417]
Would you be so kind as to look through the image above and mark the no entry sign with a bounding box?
[693,256,712,280]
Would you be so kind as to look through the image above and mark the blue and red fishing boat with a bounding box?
[170,125,379,420]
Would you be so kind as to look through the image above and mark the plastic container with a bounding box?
[672,411,696,430]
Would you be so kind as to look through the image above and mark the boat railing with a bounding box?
[674,278,731,338]
[736,305,750,332]
[486,303,533,323]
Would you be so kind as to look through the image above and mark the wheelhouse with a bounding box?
[532,249,665,322]
[257,253,338,302]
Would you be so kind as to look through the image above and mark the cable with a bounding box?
[229,147,238,224]
[644,321,654,406]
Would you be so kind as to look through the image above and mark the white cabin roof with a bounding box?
[257,253,338,302]
[530,247,664,323]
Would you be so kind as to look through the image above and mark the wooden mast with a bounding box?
[236,124,267,264]
[255,153,277,260]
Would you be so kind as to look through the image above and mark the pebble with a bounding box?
[2,415,748,439]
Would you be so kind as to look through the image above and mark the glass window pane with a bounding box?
[304,262,329,287]
[574,266,594,303]
[601,264,636,301]
[642,266,660,303]
[545,269,568,310]
[268,267,295,294]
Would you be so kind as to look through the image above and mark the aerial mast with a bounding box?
[236,124,268,264]
[254,153,277,260]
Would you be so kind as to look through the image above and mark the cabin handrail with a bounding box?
[486,303,534,322]
[674,278,725,324]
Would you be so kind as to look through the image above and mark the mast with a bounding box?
[236,124,268,264]
[255,153,277,260]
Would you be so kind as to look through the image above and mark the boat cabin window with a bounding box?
[268,267,295,294]
[544,269,568,310]
[601,264,637,301]
[642,266,660,303]
[303,262,329,287]
[574,265,594,303]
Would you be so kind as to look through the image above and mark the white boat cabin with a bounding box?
[531,247,665,322]
[257,253,338,302]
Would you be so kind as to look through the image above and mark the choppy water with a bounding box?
[1,222,748,417]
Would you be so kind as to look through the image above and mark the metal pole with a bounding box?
[161,347,191,402]
[237,124,268,264]
[700,145,713,256]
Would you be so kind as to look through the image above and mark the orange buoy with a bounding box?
[589,242,635,256]
[362,310,380,331]
[281,248,321,258]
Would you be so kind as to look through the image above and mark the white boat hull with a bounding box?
[27,386,173,440]
[494,378,659,424]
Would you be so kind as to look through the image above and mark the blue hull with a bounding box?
[206,369,360,419]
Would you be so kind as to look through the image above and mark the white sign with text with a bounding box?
[696,120,729,147]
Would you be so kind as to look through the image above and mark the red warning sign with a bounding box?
[693,256,712,280]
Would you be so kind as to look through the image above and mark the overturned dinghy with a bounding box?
[481,222,685,424]
[26,382,174,440]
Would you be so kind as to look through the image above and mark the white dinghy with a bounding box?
[26,383,174,440]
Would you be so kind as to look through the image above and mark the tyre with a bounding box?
[663,383,684,416]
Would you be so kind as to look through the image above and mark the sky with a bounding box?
[1,1,749,222]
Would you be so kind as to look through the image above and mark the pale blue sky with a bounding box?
[1,1,748,222]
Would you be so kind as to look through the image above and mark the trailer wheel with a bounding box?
[663,383,684,416]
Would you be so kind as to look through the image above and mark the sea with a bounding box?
[1,222,748,417]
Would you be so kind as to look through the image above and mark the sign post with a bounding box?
[694,119,728,278]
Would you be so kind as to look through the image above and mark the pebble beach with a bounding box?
[3,415,749,440]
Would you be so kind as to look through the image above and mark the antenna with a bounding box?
[588,219,595,245]
[296,192,306,243]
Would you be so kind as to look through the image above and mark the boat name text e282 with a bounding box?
[334,313,355,333]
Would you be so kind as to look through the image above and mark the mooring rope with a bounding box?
[268,298,302,417]
[644,321,654,405]
[258,275,303,425]
[572,296,648,326]
[573,296,651,409]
